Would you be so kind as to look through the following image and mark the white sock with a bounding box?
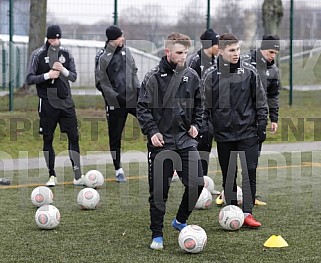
[244,213,250,218]
[115,168,124,176]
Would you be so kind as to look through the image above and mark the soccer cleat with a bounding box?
[243,214,262,228]
[171,218,187,231]
[46,176,57,187]
[73,175,85,186]
[0,177,11,185]
[255,198,267,206]
[215,194,224,205]
[150,237,164,250]
[116,173,127,183]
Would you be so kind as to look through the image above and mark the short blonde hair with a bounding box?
[165,32,191,49]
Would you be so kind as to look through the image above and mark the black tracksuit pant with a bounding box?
[148,146,204,239]
[197,122,214,176]
[106,107,137,170]
[216,137,259,214]
[39,98,82,179]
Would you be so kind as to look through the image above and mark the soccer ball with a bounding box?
[35,204,60,229]
[84,170,104,188]
[221,186,243,205]
[203,176,216,194]
[31,186,53,207]
[77,188,100,209]
[178,225,207,253]
[218,205,244,231]
[195,188,212,209]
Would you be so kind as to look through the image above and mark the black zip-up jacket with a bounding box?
[95,43,140,108]
[201,56,268,142]
[187,49,217,78]
[26,41,77,108]
[241,49,280,123]
[137,56,204,151]
[187,49,217,134]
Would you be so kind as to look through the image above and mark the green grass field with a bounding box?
[1,151,321,262]
[0,89,321,159]
[0,88,321,262]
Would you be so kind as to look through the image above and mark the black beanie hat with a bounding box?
[46,25,62,39]
[106,25,123,41]
[200,28,220,49]
[261,34,280,51]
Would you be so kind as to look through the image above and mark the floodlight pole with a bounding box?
[114,0,118,25]
[206,0,211,29]
[9,0,14,111]
[289,0,293,106]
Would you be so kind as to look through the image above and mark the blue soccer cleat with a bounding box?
[171,218,187,231]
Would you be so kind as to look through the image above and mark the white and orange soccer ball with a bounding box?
[195,188,213,209]
[84,170,104,188]
[221,186,243,205]
[35,204,60,229]
[31,186,53,207]
[218,205,244,231]
[203,176,220,195]
[77,188,100,210]
[178,225,207,253]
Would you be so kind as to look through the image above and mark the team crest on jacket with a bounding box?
[59,54,66,64]
[44,56,49,63]
[183,76,189,82]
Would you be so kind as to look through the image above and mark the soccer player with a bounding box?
[187,28,220,182]
[241,34,280,137]
[26,25,84,187]
[137,32,204,250]
[240,34,281,206]
[201,33,268,227]
[95,25,140,182]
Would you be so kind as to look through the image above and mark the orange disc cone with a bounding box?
[263,235,289,248]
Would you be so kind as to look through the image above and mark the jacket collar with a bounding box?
[159,56,186,74]
[218,55,240,74]
[252,49,275,68]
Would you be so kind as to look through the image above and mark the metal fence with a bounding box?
[1,0,321,103]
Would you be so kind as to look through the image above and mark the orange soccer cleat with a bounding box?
[243,214,262,228]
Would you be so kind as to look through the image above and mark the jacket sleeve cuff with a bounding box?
[62,67,69,77]
[148,129,159,139]
[44,73,50,80]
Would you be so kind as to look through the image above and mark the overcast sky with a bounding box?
[47,0,263,25]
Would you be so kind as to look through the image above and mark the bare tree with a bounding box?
[22,0,47,90]
[211,1,244,39]
[176,1,206,43]
[27,0,47,62]
[262,0,283,35]
[119,4,169,50]
[243,9,257,48]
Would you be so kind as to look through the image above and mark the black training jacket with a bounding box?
[201,56,268,142]
[26,41,77,108]
[137,56,204,151]
[187,49,217,78]
[187,49,217,134]
[241,49,280,123]
[95,43,140,108]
